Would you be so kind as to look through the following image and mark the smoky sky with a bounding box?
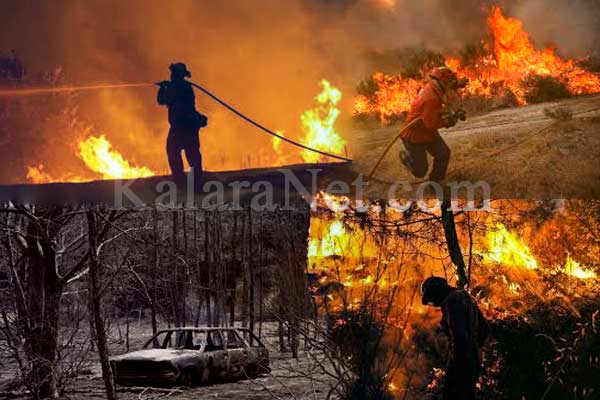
[3,0,597,83]
[0,0,598,183]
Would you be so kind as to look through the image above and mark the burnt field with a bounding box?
[1,321,336,400]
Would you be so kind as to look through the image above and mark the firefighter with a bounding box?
[156,62,207,182]
[421,276,489,400]
[400,67,466,183]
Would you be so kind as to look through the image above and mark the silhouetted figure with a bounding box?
[0,50,25,82]
[157,62,207,182]
[421,276,489,400]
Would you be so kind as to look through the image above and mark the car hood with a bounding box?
[110,349,198,363]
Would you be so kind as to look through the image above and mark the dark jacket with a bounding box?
[440,289,490,365]
[157,80,196,129]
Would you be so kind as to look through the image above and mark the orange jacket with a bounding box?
[401,80,447,143]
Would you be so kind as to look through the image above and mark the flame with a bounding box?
[458,6,600,103]
[353,73,422,122]
[483,222,538,270]
[27,79,349,185]
[564,256,597,280]
[26,164,86,183]
[306,199,599,393]
[308,219,349,260]
[299,80,347,163]
[26,165,57,184]
[78,135,155,180]
[354,6,600,120]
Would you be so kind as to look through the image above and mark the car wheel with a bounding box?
[199,359,213,385]
[199,367,210,384]
[245,364,258,379]
[177,369,195,388]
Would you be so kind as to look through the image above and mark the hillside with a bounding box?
[352,94,600,199]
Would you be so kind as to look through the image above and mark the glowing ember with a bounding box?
[78,135,155,180]
[483,222,538,270]
[354,6,600,120]
[300,80,347,163]
[564,256,597,280]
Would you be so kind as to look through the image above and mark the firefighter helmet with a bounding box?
[429,66,457,84]
[169,62,191,78]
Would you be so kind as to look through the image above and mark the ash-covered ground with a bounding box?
[0,321,336,400]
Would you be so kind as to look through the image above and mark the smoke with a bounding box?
[509,0,600,58]
[0,0,598,183]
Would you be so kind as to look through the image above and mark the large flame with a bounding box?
[78,135,155,180]
[299,80,347,163]
[28,79,349,184]
[354,6,600,120]
[483,222,538,270]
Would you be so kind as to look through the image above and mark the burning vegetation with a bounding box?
[354,6,600,122]
[4,78,347,184]
[305,196,600,399]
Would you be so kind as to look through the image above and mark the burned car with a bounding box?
[110,327,269,387]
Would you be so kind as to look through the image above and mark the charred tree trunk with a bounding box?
[150,208,159,335]
[22,217,61,399]
[248,209,255,334]
[229,288,235,327]
[440,201,468,288]
[86,211,117,400]
[204,212,212,326]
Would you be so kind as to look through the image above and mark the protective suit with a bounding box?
[400,67,460,182]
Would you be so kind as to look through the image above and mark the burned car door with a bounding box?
[202,329,229,380]
[223,329,248,377]
[238,328,270,376]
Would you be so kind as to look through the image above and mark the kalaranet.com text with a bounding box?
[113,169,493,212]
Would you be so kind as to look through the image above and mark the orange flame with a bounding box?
[354,6,600,120]
[483,222,538,270]
[563,256,597,280]
[299,80,347,163]
[77,135,155,180]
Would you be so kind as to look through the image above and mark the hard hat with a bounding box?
[169,62,191,78]
[421,276,449,305]
[429,66,457,84]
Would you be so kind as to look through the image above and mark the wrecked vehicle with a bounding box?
[110,327,270,387]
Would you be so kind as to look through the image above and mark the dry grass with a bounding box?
[351,95,600,199]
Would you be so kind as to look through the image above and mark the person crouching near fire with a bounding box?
[421,276,490,400]
[400,67,467,184]
[156,62,208,183]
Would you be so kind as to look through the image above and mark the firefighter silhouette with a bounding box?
[157,62,207,181]
[421,276,490,400]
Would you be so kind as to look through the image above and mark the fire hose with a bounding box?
[0,80,353,163]
[186,81,353,163]
[366,117,422,181]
